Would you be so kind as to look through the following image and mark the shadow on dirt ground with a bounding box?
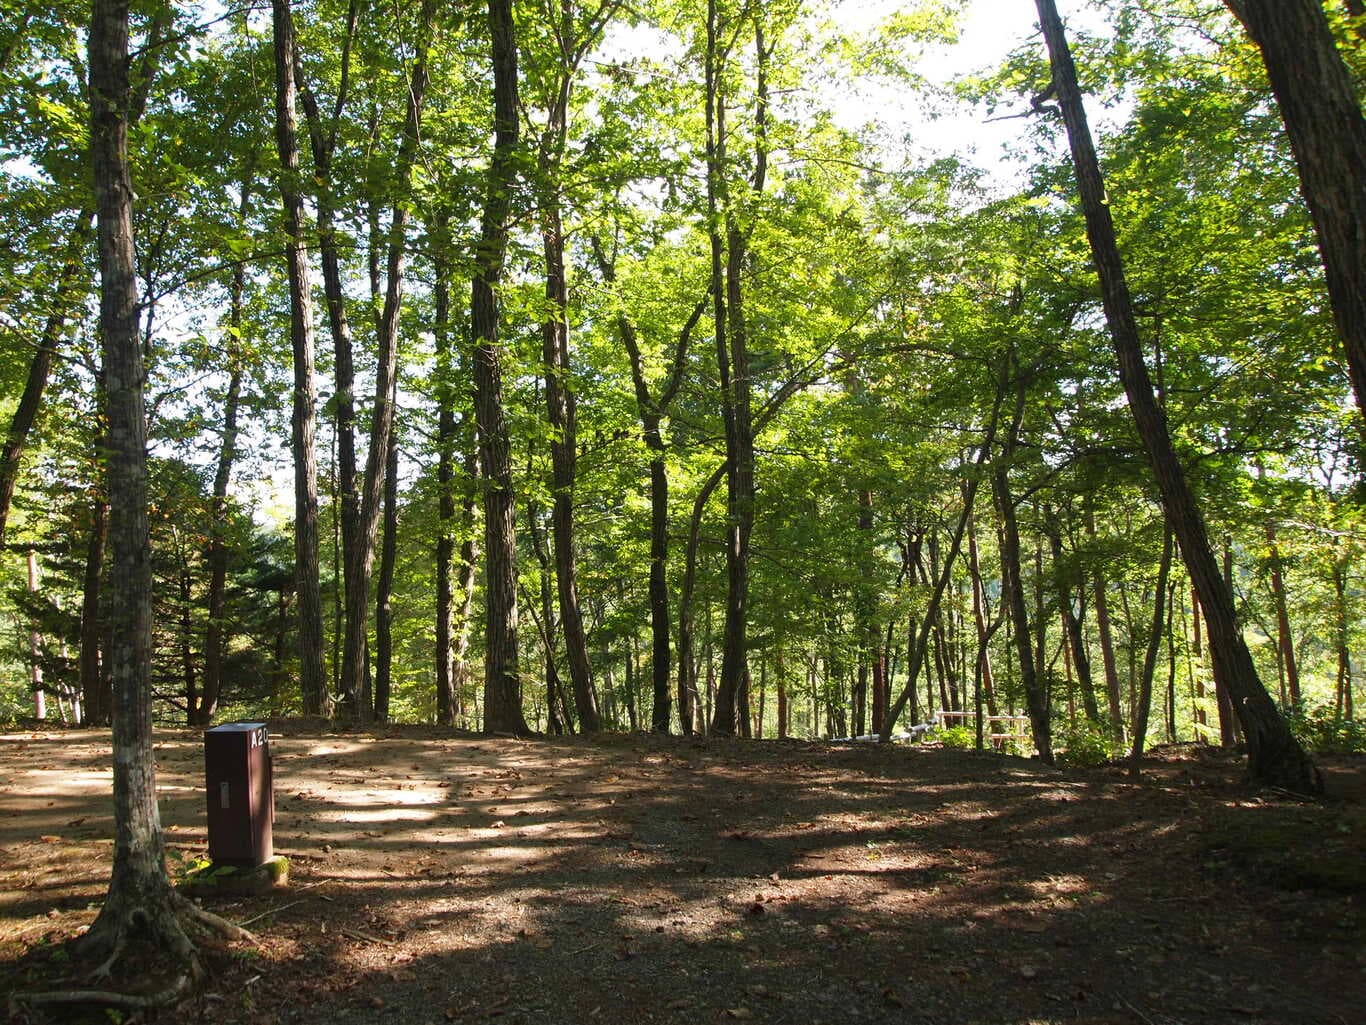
[1,724,1362,1024]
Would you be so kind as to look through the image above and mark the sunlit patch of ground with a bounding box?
[0,727,1361,1025]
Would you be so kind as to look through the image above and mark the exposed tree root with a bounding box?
[14,890,255,1014]
[12,968,198,1013]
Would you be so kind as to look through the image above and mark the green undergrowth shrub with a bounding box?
[935,723,974,749]
[1288,704,1366,755]
[1056,718,1119,768]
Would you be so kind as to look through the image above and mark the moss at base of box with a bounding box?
[179,855,289,897]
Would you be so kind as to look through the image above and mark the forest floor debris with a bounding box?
[0,724,1361,1024]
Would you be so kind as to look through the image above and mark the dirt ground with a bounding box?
[0,724,1362,1025]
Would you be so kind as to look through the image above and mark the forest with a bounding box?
[2,0,1366,1019]
[3,0,1366,781]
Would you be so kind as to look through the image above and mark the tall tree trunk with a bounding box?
[708,11,767,736]
[596,243,706,735]
[27,550,45,719]
[271,0,327,718]
[1264,521,1301,707]
[993,381,1051,763]
[87,0,165,942]
[295,3,362,680]
[1047,509,1100,724]
[705,0,736,733]
[1129,527,1173,775]
[474,0,530,735]
[541,182,600,733]
[337,0,435,721]
[1037,0,1320,793]
[1223,0,1366,431]
[73,0,250,988]
[374,419,398,724]
[678,463,726,736]
[1086,509,1126,741]
[79,497,109,725]
[199,181,253,728]
[1333,553,1354,719]
[434,246,458,726]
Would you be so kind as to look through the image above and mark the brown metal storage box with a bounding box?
[204,722,274,866]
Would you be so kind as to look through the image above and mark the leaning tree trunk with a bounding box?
[473,0,530,736]
[1223,0,1366,431]
[0,218,92,543]
[1036,0,1320,794]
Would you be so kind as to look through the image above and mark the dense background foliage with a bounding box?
[1,0,1360,758]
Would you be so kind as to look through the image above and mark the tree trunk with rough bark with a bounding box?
[474,0,530,736]
[1223,0,1366,431]
[295,2,362,682]
[271,0,327,718]
[1037,0,1320,793]
[61,0,252,1002]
